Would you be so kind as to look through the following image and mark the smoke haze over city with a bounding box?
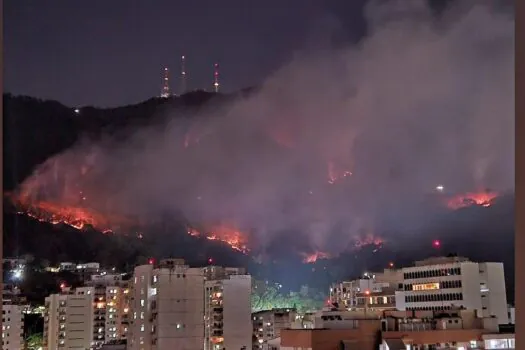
[14,0,514,257]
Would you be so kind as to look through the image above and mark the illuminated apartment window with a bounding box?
[141,324,145,332]
[141,299,145,307]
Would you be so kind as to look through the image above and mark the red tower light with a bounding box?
[148,258,155,265]
[208,257,213,264]
[433,239,441,248]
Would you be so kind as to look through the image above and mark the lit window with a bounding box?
[141,299,145,307]
[140,312,144,319]
[140,324,145,332]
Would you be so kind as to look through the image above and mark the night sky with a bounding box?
[5,0,373,107]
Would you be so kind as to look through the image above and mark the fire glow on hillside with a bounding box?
[445,190,498,210]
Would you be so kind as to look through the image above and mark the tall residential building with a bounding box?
[252,308,297,350]
[44,282,129,350]
[396,256,509,324]
[128,259,204,350]
[44,287,95,350]
[85,274,132,345]
[203,266,252,350]
[2,301,24,350]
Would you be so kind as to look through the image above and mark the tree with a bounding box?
[25,332,43,350]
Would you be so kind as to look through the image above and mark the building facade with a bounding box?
[44,287,95,350]
[44,282,130,350]
[2,301,24,350]
[128,259,205,350]
[396,257,509,324]
[203,266,252,350]
[253,308,297,350]
[86,273,131,345]
[329,269,403,311]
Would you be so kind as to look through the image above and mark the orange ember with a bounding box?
[446,190,498,210]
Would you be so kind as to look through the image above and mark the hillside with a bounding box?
[2,93,515,302]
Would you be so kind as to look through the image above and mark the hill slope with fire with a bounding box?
[2,93,514,299]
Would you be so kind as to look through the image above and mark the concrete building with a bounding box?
[329,269,403,311]
[379,309,510,350]
[86,274,131,346]
[128,259,205,350]
[252,308,297,350]
[1,301,24,350]
[44,287,95,350]
[396,256,509,324]
[203,266,252,350]
[44,282,129,350]
[280,308,511,350]
[280,309,382,350]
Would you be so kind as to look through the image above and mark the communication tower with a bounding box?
[160,67,170,98]
[180,55,187,95]
[213,63,220,93]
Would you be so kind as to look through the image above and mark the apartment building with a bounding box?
[329,269,403,311]
[396,256,509,324]
[128,259,205,350]
[44,281,129,350]
[252,308,297,350]
[85,274,131,346]
[44,287,95,350]
[2,301,24,350]
[203,266,252,350]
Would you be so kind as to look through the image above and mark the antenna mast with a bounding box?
[180,55,187,95]
[160,67,170,98]
[213,63,220,93]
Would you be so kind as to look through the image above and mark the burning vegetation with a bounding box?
[445,190,499,210]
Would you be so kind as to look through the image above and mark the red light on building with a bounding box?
[364,290,370,295]
[148,258,155,265]
[60,283,66,289]
[208,257,213,264]
[433,239,441,248]
[389,262,394,268]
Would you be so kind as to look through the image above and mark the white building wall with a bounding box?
[222,275,252,350]
[154,266,204,350]
[66,289,95,349]
[128,264,154,350]
[2,303,24,350]
[399,259,509,325]
[479,263,508,324]
[44,288,94,350]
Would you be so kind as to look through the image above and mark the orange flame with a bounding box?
[446,190,498,210]
[187,225,250,254]
[301,251,331,263]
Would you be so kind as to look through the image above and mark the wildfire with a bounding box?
[301,251,331,263]
[445,190,498,210]
[327,161,352,184]
[187,225,250,254]
[352,234,384,250]
[11,196,133,233]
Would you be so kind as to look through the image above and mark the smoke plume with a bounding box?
[16,0,514,256]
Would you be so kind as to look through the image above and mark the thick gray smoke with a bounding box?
[18,0,514,254]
